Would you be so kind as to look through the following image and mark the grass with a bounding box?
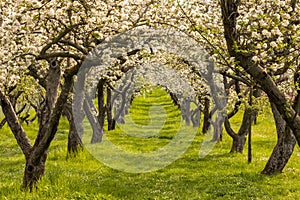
[1,87,300,199]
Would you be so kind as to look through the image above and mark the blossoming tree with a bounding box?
[0,0,157,190]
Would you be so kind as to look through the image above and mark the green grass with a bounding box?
[1,87,300,199]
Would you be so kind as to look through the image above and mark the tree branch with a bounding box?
[40,23,86,55]
[0,91,32,158]
[36,52,84,61]
[59,40,88,55]
[27,64,46,89]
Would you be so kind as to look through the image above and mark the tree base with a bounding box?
[23,153,47,191]
[261,131,296,175]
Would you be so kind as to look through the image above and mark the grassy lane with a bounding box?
[0,87,300,199]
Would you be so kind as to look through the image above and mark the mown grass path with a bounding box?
[1,87,300,199]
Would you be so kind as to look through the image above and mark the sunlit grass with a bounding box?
[0,87,300,199]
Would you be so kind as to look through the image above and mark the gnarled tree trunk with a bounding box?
[1,58,78,191]
[261,102,296,175]
[23,152,47,191]
[225,108,252,153]
[23,58,62,190]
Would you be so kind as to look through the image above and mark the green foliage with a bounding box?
[1,88,300,199]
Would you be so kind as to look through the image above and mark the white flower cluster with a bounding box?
[236,0,300,71]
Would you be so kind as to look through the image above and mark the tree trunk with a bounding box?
[0,91,25,128]
[248,126,252,163]
[191,108,200,128]
[112,78,131,124]
[93,79,105,143]
[261,103,296,174]
[230,134,246,153]
[114,105,125,124]
[24,60,77,190]
[169,91,180,109]
[211,112,224,142]
[83,98,103,142]
[23,58,62,190]
[23,153,47,191]
[24,71,74,190]
[0,92,42,191]
[225,108,252,153]
[36,58,61,146]
[0,91,32,158]
[202,96,210,134]
[63,101,83,156]
[262,67,300,174]
[107,87,115,130]
[67,125,82,156]
[181,98,191,126]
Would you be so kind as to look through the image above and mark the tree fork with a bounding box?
[225,107,252,153]
[22,64,78,190]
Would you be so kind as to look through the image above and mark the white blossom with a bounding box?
[263,43,268,49]
[270,41,277,48]
[257,43,262,49]
[262,29,271,38]
[251,32,260,38]
[282,20,289,27]
[252,56,259,63]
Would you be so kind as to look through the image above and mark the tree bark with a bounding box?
[36,58,61,146]
[181,98,191,126]
[262,68,300,174]
[261,103,296,174]
[83,98,103,141]
[211,111,224,142]
[24,61,78,190]
[230,134,246,153]
[92,79,106,143]
[202,96,210,134]
[169,91,180,109]
[0,91,32,158]
[0,91,26,128]
[0,91,45,191]
[63,101,83,156]
[111,77,132,124]
[23,58,61,190]
[225,108,252,153]
[248,88,253,163]
[23,152,47,191]
[191,108,201,128]
[0,104,27,128]
[107,87,115,130]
